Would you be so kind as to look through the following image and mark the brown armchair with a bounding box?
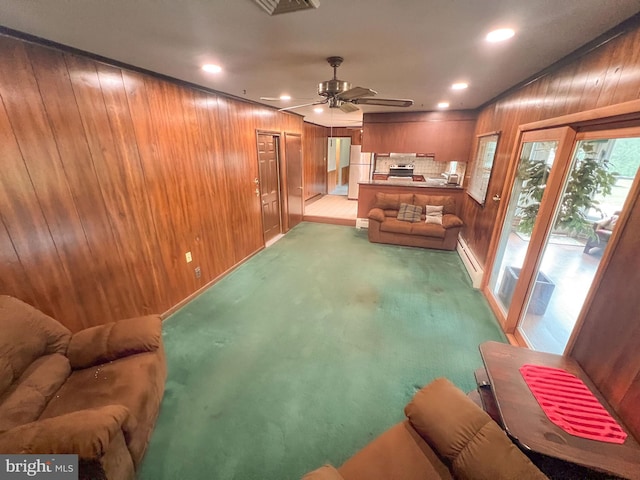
[583,211,620,254]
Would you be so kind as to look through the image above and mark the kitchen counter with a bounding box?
[357,181,465,219]
[360,179,463,189]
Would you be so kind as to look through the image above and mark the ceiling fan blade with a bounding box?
[339,101,360,113]
[260,96,315,101]
[337,86,377,101]
[278,99,327,112]
[352,97,414,107]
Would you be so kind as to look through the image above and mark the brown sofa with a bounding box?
[0,295,166,480]
[303,378,547,480]
[367,193,463,251]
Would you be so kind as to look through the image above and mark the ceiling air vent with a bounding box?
[253,0,320,16]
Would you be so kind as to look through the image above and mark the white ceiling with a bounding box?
[1,0,639,127]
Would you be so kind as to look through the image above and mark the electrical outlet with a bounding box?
[185,251,192,263]
[194,266,201,278]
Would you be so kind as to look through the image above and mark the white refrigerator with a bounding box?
[347,145,373,200]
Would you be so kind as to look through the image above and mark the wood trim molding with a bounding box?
[0,26,303,120]
[520,99,640,131]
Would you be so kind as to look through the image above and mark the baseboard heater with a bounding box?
[457,237,483,289]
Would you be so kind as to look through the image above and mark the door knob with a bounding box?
[254,178,260,185]
[493,194,501,202]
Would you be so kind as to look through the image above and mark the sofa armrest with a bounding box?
[302,464,345,480]
[442,214,463,229]
[0,405,133,459]
[68,315,162,369]
[368,208,385,222]
[405,378,547,479]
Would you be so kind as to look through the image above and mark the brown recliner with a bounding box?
[303,378,547,480]
[0,295,166,480]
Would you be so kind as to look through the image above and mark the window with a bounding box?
[467,132,500,206]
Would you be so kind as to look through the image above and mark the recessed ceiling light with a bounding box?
[437,102,450,109]
[451,82,468,90]
[313,107,323,113]
[202,64,222,73]
[486,28,515,43]
[280,94,291,101]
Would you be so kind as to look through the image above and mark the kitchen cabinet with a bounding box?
[361,111,477,162]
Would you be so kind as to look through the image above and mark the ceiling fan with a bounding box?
[263,56,413,113]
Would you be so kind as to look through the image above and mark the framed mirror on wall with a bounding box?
[467,132,500,206]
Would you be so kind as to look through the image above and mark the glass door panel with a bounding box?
[489,139,559,315]
[518,134,640,354]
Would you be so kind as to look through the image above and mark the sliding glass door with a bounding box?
[518,128,640,353]
[487,128,576,340]
[487,125,640,354]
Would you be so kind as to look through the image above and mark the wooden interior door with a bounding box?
[285,133,303,229]
[257,133,282,243]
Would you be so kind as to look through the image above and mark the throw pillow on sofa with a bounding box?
[397,203,422,222]
[425,205,443,225]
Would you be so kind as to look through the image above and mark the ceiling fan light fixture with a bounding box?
[451,82,468,90]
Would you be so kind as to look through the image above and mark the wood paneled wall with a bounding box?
[0,34,303,331]
[303,122,328,200]
[465,21,640,440]
[462,23,640,266]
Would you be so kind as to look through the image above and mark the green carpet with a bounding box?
[139,222,506,480]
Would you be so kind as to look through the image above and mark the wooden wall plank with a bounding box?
[0,32,302,329]
[461,25,640,266]
[26,44,127,321]
[0,37,94,330]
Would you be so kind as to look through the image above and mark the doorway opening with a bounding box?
[327,137,351,195]
[257,132,282,245]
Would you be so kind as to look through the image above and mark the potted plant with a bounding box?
[516,141,616,237]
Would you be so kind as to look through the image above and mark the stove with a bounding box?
[388,164,414,177]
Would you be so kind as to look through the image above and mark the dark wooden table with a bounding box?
[479,341,640,480]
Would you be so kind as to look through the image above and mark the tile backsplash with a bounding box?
[374,154,466,179]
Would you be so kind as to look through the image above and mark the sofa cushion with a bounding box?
[405,378,546,480]
[413,195,456,215]
[374,192,413,210]
[410,223,446,238]
[0,354,70,431]
[0,296,71,396]
[425,205,444,225]
[40,348,166,466]
[397,203,422,222]
[0,405,133,460]
[338,420,453,480]
[303,464,344,480]
[380,218,413,235]
[380,219,447,239]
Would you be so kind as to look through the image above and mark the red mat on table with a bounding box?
[520,364,627,444]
